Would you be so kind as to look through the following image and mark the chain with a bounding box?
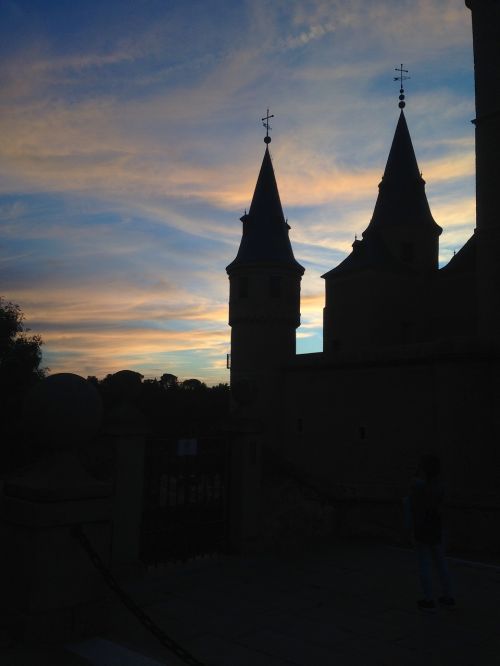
[71,525,206,666]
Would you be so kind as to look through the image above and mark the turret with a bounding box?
[362,110,442,271]
[226,119,304,414]
[322,80,441,352]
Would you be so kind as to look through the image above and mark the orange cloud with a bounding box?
[41,324,231,381]
[0,0,476,385]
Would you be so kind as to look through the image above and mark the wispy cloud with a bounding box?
[0,0,476,382]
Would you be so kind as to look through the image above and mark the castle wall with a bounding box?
[324,272,436,352]
[279,351,500,552]
[434,271,477,340]
[282,352,500,499]
[467,0,500,339]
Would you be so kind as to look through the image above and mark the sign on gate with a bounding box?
[177,438,198,456]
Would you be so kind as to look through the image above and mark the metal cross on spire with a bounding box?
[394,64,410,109]
[262,108,274,144]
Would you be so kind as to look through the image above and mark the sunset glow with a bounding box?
[0,1,475,383]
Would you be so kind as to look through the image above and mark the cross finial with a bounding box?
[262,108,274,144]
[393,64,410,109]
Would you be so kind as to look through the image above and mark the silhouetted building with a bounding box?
[226,1,500,549]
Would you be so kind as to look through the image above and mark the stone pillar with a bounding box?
[223,418,262,554]
[0,482,112,643]
[105,406,149,575]
[0,373,113,644]
[101,370,150,575]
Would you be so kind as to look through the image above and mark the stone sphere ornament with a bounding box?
[108,369,143,404]
[24,373,103,451]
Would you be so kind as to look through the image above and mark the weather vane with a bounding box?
[262,108,274,144]
[394,64,410,109]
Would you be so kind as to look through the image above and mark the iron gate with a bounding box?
[140,436,230,564]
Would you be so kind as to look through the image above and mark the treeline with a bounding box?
[88,371,231,437]
[0,298,231,473]
[1,298,47,473]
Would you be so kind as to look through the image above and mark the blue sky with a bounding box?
[0,0,475,383]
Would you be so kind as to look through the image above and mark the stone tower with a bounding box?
[322,107,441,352]
[466,0,500,341]
[226,137,304,420]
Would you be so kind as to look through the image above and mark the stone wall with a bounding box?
[276,346,500,556]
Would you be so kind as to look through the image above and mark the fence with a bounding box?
[140,436,230,564]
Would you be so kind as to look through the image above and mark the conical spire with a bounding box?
[248,146,286,227]
[227,146,303,272]
[324,109,441,279]
[384,110,421,184]
[364,110,441,234]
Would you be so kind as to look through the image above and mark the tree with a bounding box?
[0,298,46,471]
[160,373,178,389]
[180,378,206,391]
[0,298,45,389]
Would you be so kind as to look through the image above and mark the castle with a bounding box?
[226,1,500,550]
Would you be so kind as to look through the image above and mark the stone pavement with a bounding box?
[3,538,500,665]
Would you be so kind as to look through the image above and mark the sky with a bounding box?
[0,0,476,385]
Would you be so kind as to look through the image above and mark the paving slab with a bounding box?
[0,644,93,666]
[2,538,499,665]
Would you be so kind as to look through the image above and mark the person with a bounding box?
[408,454,456,612]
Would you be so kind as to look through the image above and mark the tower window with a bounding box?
[269,275,282,298]
[238,276,248,298]
[400,242,415,263]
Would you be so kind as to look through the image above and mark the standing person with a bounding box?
[409,454,456,613]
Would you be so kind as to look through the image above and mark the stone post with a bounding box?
[0,481,112,643]
[101,370,150,576]
[105,406,149,575]
[223,418,262,554]
[0,373,113,644]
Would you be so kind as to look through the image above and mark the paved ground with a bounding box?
[3,538,500,665]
